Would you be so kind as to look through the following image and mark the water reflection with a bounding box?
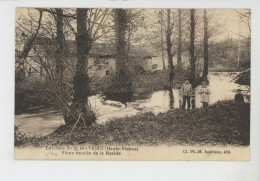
[168,88,174,109]
[191,94,196,109]
[15,72,251,135]
[125,72,249,112]
[105,91,133,104]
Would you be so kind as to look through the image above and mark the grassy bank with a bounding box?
[91,69,188,96]
[17,100,250,147]
[132,70,187,96]
[209,67,247,72]
[15,69,186,112]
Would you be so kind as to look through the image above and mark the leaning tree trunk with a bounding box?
[166,9,174,86]
[202,9,209,83]
[189,9,196,87]
[16,10,43,80]
[66,8,95,126]
[113,9,132,96]
[177,9,183,71]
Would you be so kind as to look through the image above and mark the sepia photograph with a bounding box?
[14,8,251,160]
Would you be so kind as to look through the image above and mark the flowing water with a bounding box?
[129,72,249,111]
[15,72,250,136]
[15,107,63,137]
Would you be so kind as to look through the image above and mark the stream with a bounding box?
[15,72,249,136]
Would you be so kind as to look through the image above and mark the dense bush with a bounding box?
[14,126,29,146]
[234,69,250,85]
[15,79,55,113]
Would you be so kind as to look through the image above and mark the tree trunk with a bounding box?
[113,9,132,95]
[177,9,183,71]
[190,9,196,87]
[55,8,65,83]
[160,9,166,70]
[166,9,174,86]
[202,9,209,83]
[66,8,95,126]
[127,24,132,54]
[55,8,70,123]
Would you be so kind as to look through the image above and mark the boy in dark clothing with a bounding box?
[234,89,244,103]
[181,79,193,109]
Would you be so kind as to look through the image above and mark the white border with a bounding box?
[1,0,260,181]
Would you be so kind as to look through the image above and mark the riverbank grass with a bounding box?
[91,69,188,96]
[17,100,250,147]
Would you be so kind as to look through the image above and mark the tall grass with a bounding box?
[17,100,250,147]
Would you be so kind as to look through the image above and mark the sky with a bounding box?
[15,8,251,44]
[212,9,250,41]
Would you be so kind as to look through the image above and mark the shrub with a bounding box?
[15,79,55,113]
[18,100,250,147]
[14,126,29,147]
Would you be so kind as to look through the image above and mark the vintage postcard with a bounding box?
[14,8,250,160]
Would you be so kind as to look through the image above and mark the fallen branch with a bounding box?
[72,113,82,130]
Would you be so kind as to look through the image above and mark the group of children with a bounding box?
[180,79,244,109]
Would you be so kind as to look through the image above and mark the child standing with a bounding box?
[198,81,210,108]
[234,89,244,103]
[181,79,193,109]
